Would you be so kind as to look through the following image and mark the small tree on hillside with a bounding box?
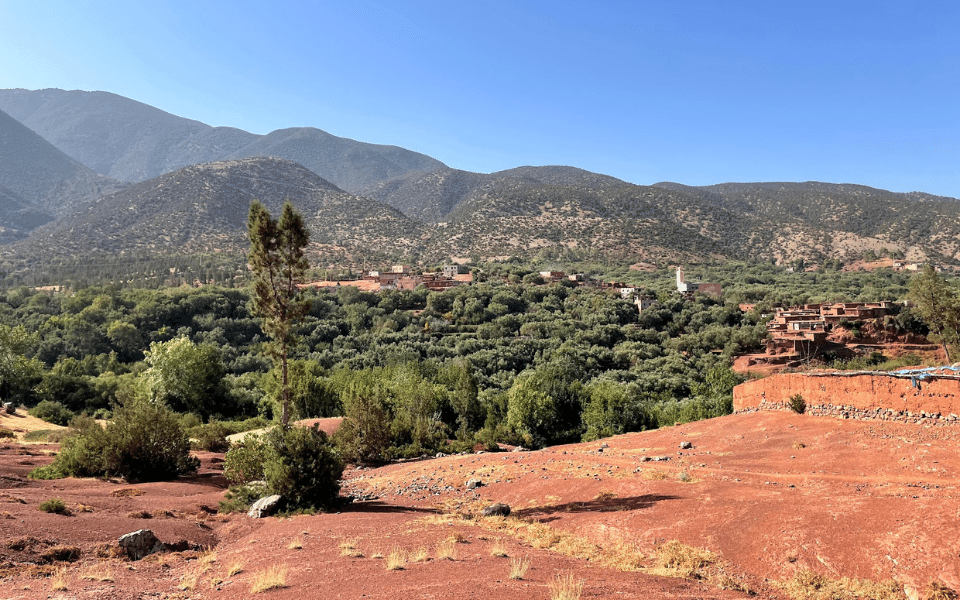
[247,200,311,426]
[908,264,960,362]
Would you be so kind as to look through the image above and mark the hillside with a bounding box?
[2,410,956,598]
[1,157,425,263]
[0,108,122,219]
[3,88,960,269]
[0,88,446,192]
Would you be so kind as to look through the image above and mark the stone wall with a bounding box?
[733,372,960,425]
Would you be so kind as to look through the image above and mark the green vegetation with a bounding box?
[247,200,312,426]
[789,394,807,414]
[30,397,199,482]
[222,424,343,512]
[38,498,68,514]
[0,259,941,467]
[908,264,960,361]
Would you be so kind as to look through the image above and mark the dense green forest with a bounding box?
[0,260,925,456]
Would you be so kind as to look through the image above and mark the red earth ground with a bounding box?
[1,410,958,600]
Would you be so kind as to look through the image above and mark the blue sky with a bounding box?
[2,1,959,196]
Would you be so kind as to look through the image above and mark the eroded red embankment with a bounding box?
[733,372,960,420]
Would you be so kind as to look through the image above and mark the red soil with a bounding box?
[2,411,958,599]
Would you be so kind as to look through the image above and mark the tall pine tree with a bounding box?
[247,200,311,426]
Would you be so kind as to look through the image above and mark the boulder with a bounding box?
[118,529,164,560]
[2,402,14,415]
[679,441,693,449]
[248,494,283,519]
[480,503,511,517]
[465,478,483,490]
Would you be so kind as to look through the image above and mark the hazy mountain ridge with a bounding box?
[2,88,960,270]
[0,89,445,192]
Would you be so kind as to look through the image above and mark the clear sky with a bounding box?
[1,1,959,197]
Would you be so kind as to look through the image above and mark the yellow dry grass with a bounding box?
[249,564,288,594]
[549,572,585,600]
[384,547,406,571]
[778,568,905,600]
[509,555,530,580]
[435,539,457,561]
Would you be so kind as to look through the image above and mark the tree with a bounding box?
[247,200,311,426]
[908,265,960,362]
[141,336,227,418]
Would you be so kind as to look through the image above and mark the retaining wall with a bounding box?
[733,372,960,424]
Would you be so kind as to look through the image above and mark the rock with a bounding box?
[512,446,529,452]
[465,478,483,490]
[119,529,164,560]
[2,402,14,415]
[481,503,511,517]
[248,494,283,519]
[679,441,693,449]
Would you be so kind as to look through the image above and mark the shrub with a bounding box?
[222,424,344,512]
[28,401,75,426]
[191,422,231,452]
[788,394,806,414]
[30,397,199,482]
[0,428,15,439]
[262,424,344,511]
[222,433,268,485]
[39,498,69,515]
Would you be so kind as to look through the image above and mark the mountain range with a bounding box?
[0,87,957,273]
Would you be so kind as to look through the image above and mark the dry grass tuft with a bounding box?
[287,537,303,550]
[179,569,200,590]
[509,555,531,579]
[79,562,114,582]
[926,580,959,600]
[643,469,670,481]
[450,531,467,543]
[409,546,430,563]
[779,568,904,600]
[490,538,508,557]
[126,510,153,519]
[650,540,715,579]
[249,564,288,594]
[226,558,244,577]
[339,538,362,558]
[385,547,406,571]
[549,572,585,600]
[110,488,145,497]
[593,490,617,502]
[50,567,68,591]
[435,539,457,561]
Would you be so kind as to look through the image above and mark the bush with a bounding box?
[0,428,15,439]
[223,433,268,485]
[191,422,231,452]
[222,424,344,512]
[28,401,75,426]
[39,498,69,515]
[262,425,344,511]
[789,394,806,414]
[30,397,199,482]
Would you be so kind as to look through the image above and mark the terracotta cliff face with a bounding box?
[733,372,960,423]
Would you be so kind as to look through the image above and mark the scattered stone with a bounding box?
[465,478,483,490]
[119,529,164,560]
[248,495,283,519]
[481,503,511,517]
[512,446,529,452]
[679,441,693,449]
